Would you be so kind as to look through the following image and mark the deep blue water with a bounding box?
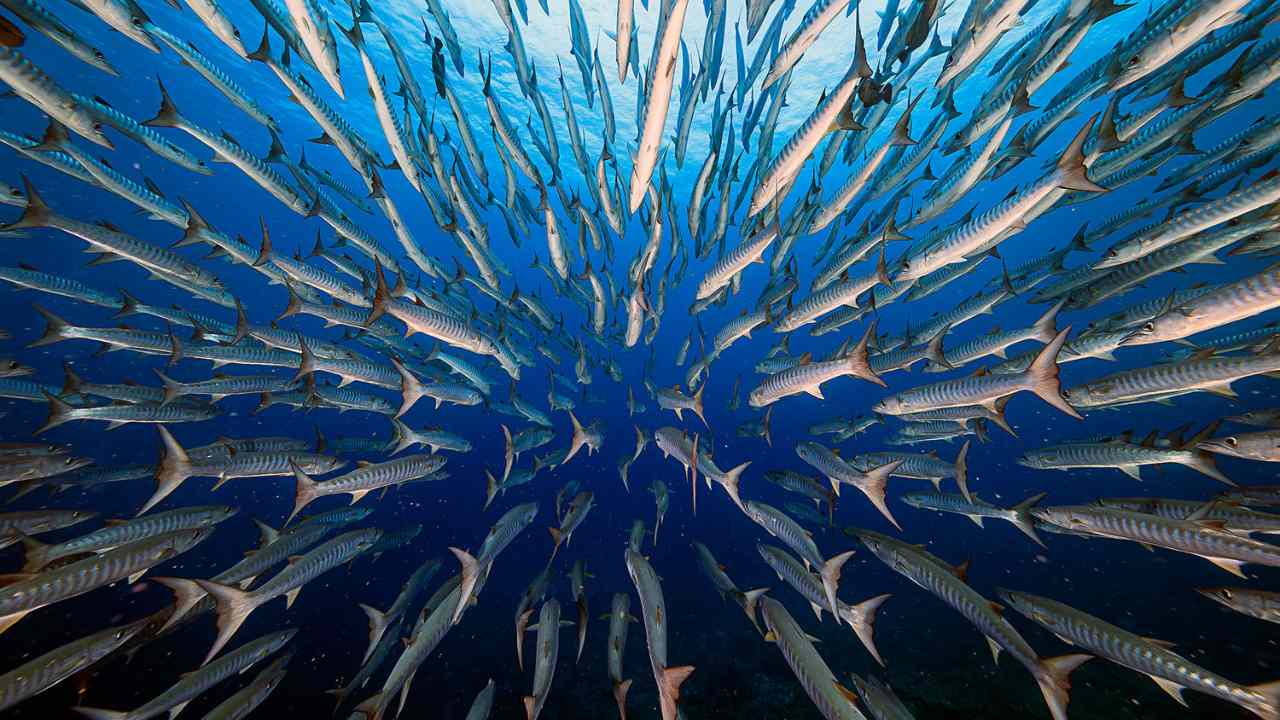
[1,0,1279,718]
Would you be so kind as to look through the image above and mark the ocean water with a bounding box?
[1,0,1279,719]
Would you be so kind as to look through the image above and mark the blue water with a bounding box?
[1,0,1279,718]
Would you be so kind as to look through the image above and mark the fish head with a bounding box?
[872,396,901,415]
[1196,436,1240,456]
[995,589,1059,630]
[900,493,927,509]
[1029,506,1089,531]
[1194,587,1237,608]
[1094,241,1139,269]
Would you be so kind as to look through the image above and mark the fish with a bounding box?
[758,596,868,720]
[853,529,1090,720]
[625,548,694,720]
[1000,589,1280,719]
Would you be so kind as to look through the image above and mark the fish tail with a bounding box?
[741,587,769,633]
[357,603,388,665]
[1022,327,1082,419]
[143,77,183,128]
[29,303,74,351]
[154,367,181,405]
[612,679,632,720]
[501,424,514,483]
[35,389,74,435]
[33,118,70,153]
[3,177,52,232]
[150,576,207,631]
[278,281,303,322]
[841,593,891,666]
[144,426,192,515]
[1034,300,1065,344]
[1183,420,1235,486]
[990,397,1018,438]
[924,323,952,370]
[820,550,856,620]
[448,547,480,625]
[863,460,903,530]
[1055,115,1107,193]
[483,469,498,510]
[721,461,750,512]
[286,459,320,526]
[762,406,773,449]
[246,26,272,63]
[850,320,886,387]
[391,357,424,418]
[1245,679,1280,720]
[387,417,412,455]
[17,533,51,572]
[954,441,971,502]
[192,579,260,665]
[660,665,695,718]
[366,261,391,327]
[1010,492,1048,548]
[349,692,386,720]
[59,362,84,396]
[1035,653,1093,720]
[292,336,317,384]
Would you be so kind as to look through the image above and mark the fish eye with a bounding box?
[94,50,106,59]
[1219,589,1233,600]
[1105,249,1117,258]
[1225,437,1238,447]
[233,29,241,38]
[1142,322,1154,332]
[1126,56,1139,67]
[93,122,103,132]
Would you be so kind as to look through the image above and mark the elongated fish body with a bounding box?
[902,491,1044,546]
[1124,262,1280,346]
[0,528,211,635]
[192,529,378,665]
[757,543,889,665]
[759,596,868,720]
[450,503,538,624]
[606,592,632,716]
[762,0,850,89]
[877,328,1079,419]
[0,509,96,548]
[1001,590,1279,719]
[177,0,245,57]
[628,0,689,212]
[289,454,446,521]
[854,529,1087,720]
[1199,429,1280,463]
[1033,505,1280,576]
[751,326,882,406]
[796,441,905,525]
[1112,0,1250,90]
[848,674,915,720]
[74,629,294,720]
[203,652,289,720]
[1101,173,1280,268]
[522,599,560,720]
[750,35,866,217]
[1098,497,1280,535]
[1019,436,1228,484]
[282,0,343,96]
[697,222,779,299]
[0,617,145,711]
[1065,347,1280,410]
[1198,586,1280,625]
[745,500,823,568]
[625,548,693,720]
[343,23,421,194]
[0,0,117,75]
[22,505,236,571]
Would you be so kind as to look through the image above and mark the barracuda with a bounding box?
[1001,589,1280,719]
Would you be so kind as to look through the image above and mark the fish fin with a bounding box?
[1118,465,1141,481]
[1149,676,1187,706]
[192,579,259,665]
[1203,556,1248,578]
[986,636,1002,665]
[1023,327,1082,419]
[1035,653,1092,720]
